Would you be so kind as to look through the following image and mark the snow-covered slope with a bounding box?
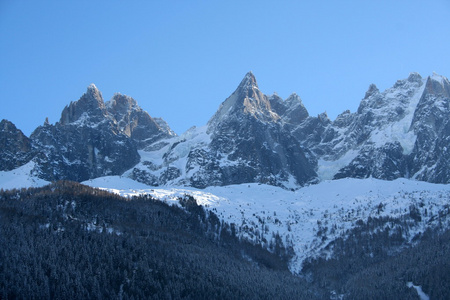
[313,72,450,183]
[291,73,426,180]
[1,154,449,276]
[82,176,450,274]
[0,161,49,190]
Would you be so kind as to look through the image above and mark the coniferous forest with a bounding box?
[0,182,320,299]
[1,182,449,299]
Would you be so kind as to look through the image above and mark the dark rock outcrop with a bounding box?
[30,85,141,182]
[0,119,33,171]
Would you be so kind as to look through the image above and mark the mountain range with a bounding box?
[1,71,449,188]
[1,72,450,298]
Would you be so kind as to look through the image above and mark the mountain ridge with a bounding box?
[1,71,449,187]
[1,72,449,299]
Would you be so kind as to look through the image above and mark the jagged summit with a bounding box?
[85,84,104,107]
[430,71,445,82]
[407,72,422,83]
[274,93,309,124]
[2,71,450,188]
[425,72,450,97]
[21,84,177,182]
[87,83,99,91]
[60,84,107,125]
[364,83,379,99]
[237,71,258,91]
[198,72,317,188]
[107,93,139,114]
[107,92,176,147]
[208,72,279,130]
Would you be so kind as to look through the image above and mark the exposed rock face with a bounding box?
[334,142,407,180]
[205,72,316,187]
[106,93,176,149]
[60,84,108,126]
[408,74,450,183]
[269,93,309,125]
[130,72,317,188]
[282,71,450,184]
[208,72,280,128]
[125,71,450,188]
[27,84,175,182]
[2,71,450,187]
[0,119,33,171]
[30,85,140,181]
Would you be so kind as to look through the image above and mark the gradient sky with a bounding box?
[1,1,450,136]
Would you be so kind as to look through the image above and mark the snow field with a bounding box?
[83,176,450,274]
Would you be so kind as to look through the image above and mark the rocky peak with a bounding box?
[107,93,139,115]
[208,72,279,131]
[407,72,422,83]
[364,84,379,99]
[153,117,177,137]
[270,93,309,125]
[237,72,275,120]
[284,93,309,122]
[106,93,140,126]
[105,93,176,148]
[424,73,450,98]
[60,84,108,126]
[284,92,301,105]
[1,119,17,133]
[412,73,450,127]
[237,71,258,92]
[333,110,353,128]
[318,112,330,123]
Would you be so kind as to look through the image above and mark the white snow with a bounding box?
[0,161,49,190]
[407,282,430,300]
[82,176,450,274]
[368,78,426,154]
[82,176,153,192]
[317,149,358,180]
[124,126,212,184]
[2,161,449,277]
[208,91,241,130]
[316,75,427,180]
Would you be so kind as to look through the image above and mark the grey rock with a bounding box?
[409,74,450,183]
[30,85,142,182]
[0,119,33,171]
[5,71,450,188]
[106,93,175,149]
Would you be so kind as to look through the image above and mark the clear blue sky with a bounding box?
[1,1,450,136]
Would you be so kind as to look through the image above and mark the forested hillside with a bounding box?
[0,182,321,299]
[1,182,449,299]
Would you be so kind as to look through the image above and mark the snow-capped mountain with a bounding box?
[128,72,316,188]
[1,71,449,186]
[2,84,175,182]
[1,72,450,283]
[286,72,450,184]
[128,71,450,188]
